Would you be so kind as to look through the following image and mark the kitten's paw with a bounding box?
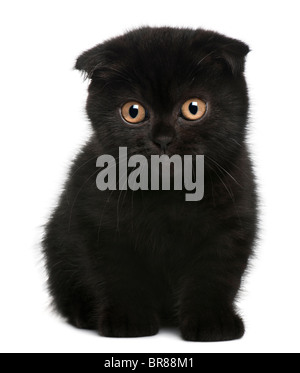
[98,307,159,338]
[66,302,96,330]
[180,311,244,342]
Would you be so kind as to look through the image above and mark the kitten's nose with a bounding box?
[152,135,173,151]
[150,123,175,151]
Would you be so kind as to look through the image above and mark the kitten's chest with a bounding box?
[125,197,211,251]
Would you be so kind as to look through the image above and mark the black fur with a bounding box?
[43,27,257,341]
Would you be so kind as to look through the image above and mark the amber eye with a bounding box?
[181,98,206,121]
[121,101,146,124]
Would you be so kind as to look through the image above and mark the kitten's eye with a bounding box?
[181,98,206,121]
[121,101,146,124]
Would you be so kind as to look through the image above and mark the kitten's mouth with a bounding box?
[159,150,173,157]
[147,148,176,158]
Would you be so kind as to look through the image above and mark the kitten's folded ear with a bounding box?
[194,31,250,76]
[218,39,250,76]
[75,44,105,79]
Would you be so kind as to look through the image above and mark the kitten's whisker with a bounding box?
[208,171,216,208]
[116,170,130,232]
[189,51,215,83]
[66,155,99,206]
[69,153,129,232]
[68,169,100,232]
[97,188,116,244]
[211,165,234,200]
[130,162,147,227]
[207,164,242,226]
[67,152,127,205]
[196,51,214,66]
[97,153,130,238]
[70,155,99,178]
[231,138,242,147]
[206,155,242,187]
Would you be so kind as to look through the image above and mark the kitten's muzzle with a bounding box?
[150,123,176,152]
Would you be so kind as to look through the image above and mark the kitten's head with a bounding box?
[76,27,249,165]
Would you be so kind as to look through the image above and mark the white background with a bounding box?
[1,0,299,353]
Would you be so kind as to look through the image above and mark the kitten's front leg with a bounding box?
[98,300,159,338]
[178,240,250,342]
[97,248,160,338]
[180,301,244,342]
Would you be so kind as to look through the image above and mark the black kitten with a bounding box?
[43,27,257,341]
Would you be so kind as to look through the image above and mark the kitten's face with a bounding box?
[76,28,249,165]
